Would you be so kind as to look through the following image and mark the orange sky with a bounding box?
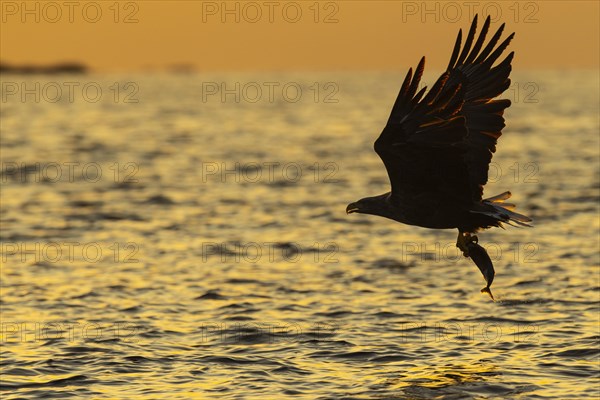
[1,0,598,71]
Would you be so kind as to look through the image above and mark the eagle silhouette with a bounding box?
[346,15,532,299]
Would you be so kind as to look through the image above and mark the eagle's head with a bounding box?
[346,193,394,219]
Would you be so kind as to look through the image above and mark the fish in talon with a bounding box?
[466,241,495,300]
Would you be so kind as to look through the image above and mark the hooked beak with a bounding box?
[346,203,359,214]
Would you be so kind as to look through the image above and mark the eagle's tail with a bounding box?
[477,191,533,227]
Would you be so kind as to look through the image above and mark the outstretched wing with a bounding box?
[375,15,514,205]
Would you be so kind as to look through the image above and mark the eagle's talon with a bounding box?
[457,232,476,257]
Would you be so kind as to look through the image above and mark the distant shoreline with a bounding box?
[0,63,88,75]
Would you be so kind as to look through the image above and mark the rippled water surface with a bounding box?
[1,71,599,399]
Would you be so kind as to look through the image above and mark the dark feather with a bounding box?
[464,16,491,64]
[447,29,462,70]
[455,15,478,66]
